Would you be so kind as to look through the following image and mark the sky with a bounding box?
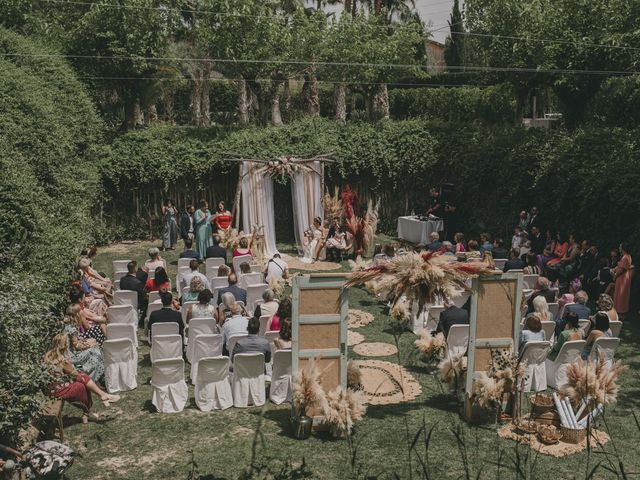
[415,0,460,44]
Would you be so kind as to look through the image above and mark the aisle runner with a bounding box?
[353,360,422,405]
[348,309,374,328]
[348,331,365,346]
[353,342,398,357]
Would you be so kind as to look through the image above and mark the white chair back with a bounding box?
[519,341,550,392]
[609,321,622,337]
[148,291,161,305]
[232,254,253,275]
[103,338,138,393]
[190,334,224,382]
[182,301,198,325]
[210,277,229,289]
[540,321,555,344]
[114,279,121,291]
[446,325,469,357]
[232,353,266,407]
[195,356,233,411]
[265,331,280,357]
[114,290,138,310]
[107,304,138,327]
[578,319,591,334]
[494,258,507,270]
[250,264,262,273]
[178,258,193,269]
[227,333,248,355]
[522,274,539,289]
[549,287,559,300]
[545,340,585,389]
[151,322,179,338]
[246,283,268,312]
[373,253,385,265]
[151,358,188,413]
[186,318,217,362]
[240,272,263,289]
[258,315,271,336]
[206,257,225,274]
[106,323,137,346]
[145,301,163,324]
[147,268,156,280]
[112,260,132,276]
[548,302,559,319]
[425,306,444,332]
[151,334,182,363]
[113,270,128,282]
[182,286,191,297]
[270,350,292,405]
[590,337,620,367]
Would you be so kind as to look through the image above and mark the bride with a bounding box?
[301,217,324,263]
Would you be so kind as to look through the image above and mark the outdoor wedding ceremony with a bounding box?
[2,0,640,479]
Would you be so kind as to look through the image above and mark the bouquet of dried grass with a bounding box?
[268,274,297,297]
[323,186,343,223]
[415,332,446,362]
[323,386,367,438]
[347,361,362,390]
[345,251,495,307]
[256,156,314,181]
[390,299,411,325]
[439,354,467,392]
[560,355,627,407]
[348,256,372,272]
[293,358,328,416]
[472,372,504,409]
[217,227,246,250]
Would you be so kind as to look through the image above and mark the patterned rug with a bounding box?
[353,342,398,357]
[283,255,342,272]
[353,360,422,405]
[348,331,365,346]
[348,309,375,329]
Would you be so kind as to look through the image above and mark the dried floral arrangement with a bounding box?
[323,186,343,223]
[415,332,446,362]
[256,156,315,181]
[323,386,367,438]
[560,355,627,409]
[292,358,328,416]
[341,185,380,256]
[347,361,362,390]
[217,226,246,250]
[390,301,412,325]
[472,349,527,416]
[268,274,297,297]
[345,251,496,307]
[439,354,467,393]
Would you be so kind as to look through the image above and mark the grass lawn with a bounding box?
[61,238,640,480]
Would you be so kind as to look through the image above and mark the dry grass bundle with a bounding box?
[256,156,314,180]
[345,251,496,306]
[439,354,467,392]
[473,372,504,408]
[390,300,411,325]
[415,332,446,362]
[560,355,628,407]
[292,358,328,415]
[348,256,372,272]
[347,361,362,390]
[323,386,367,438]
[323,186,343,222]
[217,227,246,250]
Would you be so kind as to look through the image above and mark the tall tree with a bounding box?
[444,0,464,69]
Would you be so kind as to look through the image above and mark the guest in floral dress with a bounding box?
[66,303,106,345]
[62,323,104,383]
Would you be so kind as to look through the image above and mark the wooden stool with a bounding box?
[41,399,65,441]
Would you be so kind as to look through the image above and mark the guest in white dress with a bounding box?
[301,217,323,263]
[186,289,216,324]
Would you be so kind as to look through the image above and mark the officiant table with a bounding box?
[397,216,444,245]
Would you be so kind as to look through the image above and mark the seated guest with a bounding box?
[221,303,249,353]
[382,243,396,261]
[217,264,231,277]
[66,303,105,345]
[180,259,210,292]
[216,274,247,305]
[523,253,540,275]
[563,290,590,321]
[434,302,469,338]
[519,313,546,351]
[80,246,112,289]
[529,226,546,255]
[205,234,227,262]
[511,226,524,252]
[144,247,166,273]
[596,293,618,322]
[479,233,493,254]
[275,319,292,350]
[238,262,252,275]
[532,295,551,321]
[441,241,455,256]
[254,289,279,327]
[504,248,525,272]
[427,232,442,252]
[180,238,200,260]
[63,313,105,382]
[265,253,289,283]
[325,224,348,261]
[465,239,481,259]
[233,236,253,258]
[556,277,581,320]
[145,266,170,292]
[148,291,184,339]
[186,289,216,324]
[269,298,291,335]
[216,292,245,324]
[120,261,147,312]
[44,334,119,423]
[182,275,205,303]
[526,277,555,313]
[78,258,110,298]
[581,311,612,360]
[231,316,271,363]
[519,234,531,257]
[453,232,466,254]
[491,238,508,259]
[548,311,583,360]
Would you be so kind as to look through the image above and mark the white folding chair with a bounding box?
[151,322,179,339]
[186,318,217,363]
[425,305,444,332]
[206,257,225,274]
[182,286,191,297]
[258,315,271,336]
[541,321,556,345]
[232,353,266,407]
[446,325,469,358]
[148,291,161,305]
[550,287,559,300]
[182,301,198,325]
[270,350,292,405]
[190,334,224,382]
[241,272,263,289]
[147,268,156,280]
[195,356,233,411]
[178,258,193,269]
[545,340,585,389]
[113,270,128,282]
[578,319,591,335]
[519,341,550,392]
[227,333,248,356]
[103,338,138,393]
[107,304,138,326]
[106,323,137,346]
[590,337,620,370]
[112,260,132,276]
[246,284,268,312]
[210,277,229,290]
[548,302,559,319]
[151,334,182,363]
[145,301,163,329]
[232,254,253,274]
[609,321,622,338]
[114,290,138,311]
[177,266,192,290]
[151,358,188,413]
[114,280,121,291]
[250,264,262,273]
[522,274,539,290]
[265,331,280,358]
[494,258,507,271]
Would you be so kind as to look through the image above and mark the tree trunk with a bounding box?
[334,84,347,124]
[283,79,292,123]
[190,78,202,126]
[364,89,373,119]
[344,0,352,15]
[350,90,357,116]
[303,68,320,117]
[373,83,390,120]
[146,104,158,124]
[515,89,527,126]
[270,80,283,126]
[163,93,175,124]
[237,78,250,125]
[133,98,144,126]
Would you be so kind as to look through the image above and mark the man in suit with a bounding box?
[120,261,147,325]
[148,291,184,339]
[491,238,508,259]
[530,226,546,255]
[503,248,525,272]
[179,238,200,260]
[216,273,247,305]
[527,206,542,234]
[527,276,556,313]
[205,234,227,262]
[231,316,271,363]
[180,204,195,241]
[434,303,469,338]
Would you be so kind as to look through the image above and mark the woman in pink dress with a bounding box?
[613,243,633,315]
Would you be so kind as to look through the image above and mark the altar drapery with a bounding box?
[241,162,278,257]
[291,161,323,253]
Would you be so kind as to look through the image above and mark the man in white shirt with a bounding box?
[265,253,289,284]
[221,304,249,354]
[180,259,210,291]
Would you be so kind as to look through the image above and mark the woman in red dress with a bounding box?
[145,267,170,292]
[213,201,233,231]
[613,243,633,316]
[44,334,120,423]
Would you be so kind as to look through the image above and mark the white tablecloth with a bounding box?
[397,216,444,245]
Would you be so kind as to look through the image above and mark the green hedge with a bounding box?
[100,118,640,253]
[0,28,103,446]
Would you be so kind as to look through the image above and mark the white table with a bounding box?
[397,216,444,245]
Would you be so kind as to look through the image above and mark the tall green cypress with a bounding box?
[444,0,464,69]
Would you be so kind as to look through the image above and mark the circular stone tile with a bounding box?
[348,309,375,329]
[353,360,422,405]
[347,330,365,346]
[353,342,398,357]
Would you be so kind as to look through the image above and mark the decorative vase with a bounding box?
[293,415,312,440]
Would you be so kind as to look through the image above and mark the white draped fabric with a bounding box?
[291,161,323,253]
[241,162,278,257]
[103,339,138,393]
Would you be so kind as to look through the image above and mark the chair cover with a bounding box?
[227,333,248,355]
[258,315,271,336]
[113,290,138,311]
[177,258,192,269]
[519,341,550,392]
[151,334,183,363]
[181,301,198,325]
[578,319,591,334]
[548,302,559,319]
[210,277,229,289]
[151,322,179,338]
[232,353,266,407]
[269,350,292,404]
[148,291,161,305]
[522,274,539,290]
[233,254,254,275]
[590,337,620,370]
[540,321,556,345]
[205,257,225,274]
[103,338,138,393]
[426,306,444,332]
[186,318,217,363]
[264,331,279,357]
[112,260,132,275]
[246,284,268,312]
[190,334,224,381]
[195,356,233,411]
[240,272,263,289]
[151,358,188,413]
[446,325,469,357]
[114,279,120,291]
[113,270,128,282]
[494,259,506,270]
[545,340,585,389]
[609,321,622,338]
[107,305,138,332]
[145,301,163,323]
[106,323,137,346]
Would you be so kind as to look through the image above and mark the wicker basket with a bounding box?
[560,426,587,444]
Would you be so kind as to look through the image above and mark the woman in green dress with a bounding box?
[195,199,213,260]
